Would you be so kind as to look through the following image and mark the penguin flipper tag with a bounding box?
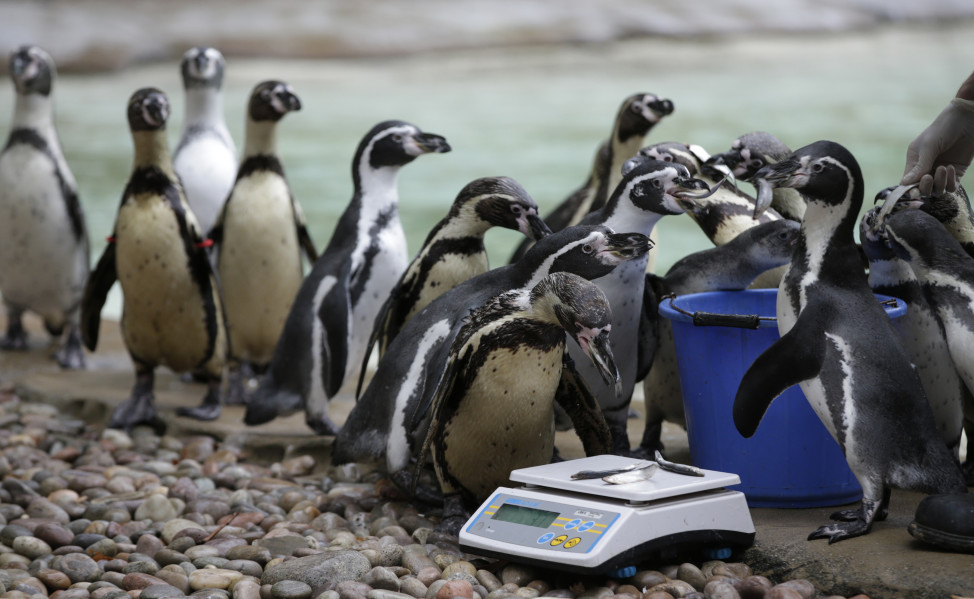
[635,274,661,383]
[733,316,825,438]
[80,240,118,351]
[318,265,352,399]
[555,353,612,457]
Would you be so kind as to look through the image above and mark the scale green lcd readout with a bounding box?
[459,455,755,575]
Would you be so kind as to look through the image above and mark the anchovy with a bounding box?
[571,462,648,480]
[602,463,659,484]
[655,450,705,477]
[754,178,774,218]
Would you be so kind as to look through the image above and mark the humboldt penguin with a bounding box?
[638,219,800,456]
[329,225,650,472]
[882,207,974,483]
[357,176,549,395]
[734,140,966,543]
[81,88,228,429]
[211,80,316,406]
[572,157,708,454]
[172,46,237,235]
[0,45,88,369]
[246,120,450,434]
[509,93,673,262]
[705,131,806,222]
[417,272,616,532]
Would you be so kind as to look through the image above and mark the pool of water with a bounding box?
[9,23,973,316]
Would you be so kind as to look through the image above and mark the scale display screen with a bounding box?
[491,503,560,528]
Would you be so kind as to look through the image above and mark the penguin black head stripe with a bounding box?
[249,81,302,122]
[616,157,702,216]
[617,93,674,142]
[127,88,170,132]
[707,131,792,181]
[180,46,226,89]
[358,120,451,171]
[755,140,862,209]
[9,46,54,96]
[455,176,547,238]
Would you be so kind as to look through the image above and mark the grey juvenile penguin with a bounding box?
[0,45,88,369]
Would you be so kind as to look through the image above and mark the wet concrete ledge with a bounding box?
[2,316,972,599]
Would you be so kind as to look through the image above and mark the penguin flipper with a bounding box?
[412,343,468,489]
[635,274,662,383]
[80,241,117,351]
[318,266,352,398]
[733,316,824,438]
[556,352,612,457]
[291,197,318,263]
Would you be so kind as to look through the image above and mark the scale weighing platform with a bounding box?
[459,455,755,576]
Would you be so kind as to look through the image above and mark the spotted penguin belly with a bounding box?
[116,197,217,373]
[437,347,561,502]
[219,173,304,366]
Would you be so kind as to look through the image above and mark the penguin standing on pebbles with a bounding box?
[510,93,674,262]
[81,88,228,429]
[573,157,708,454]
[329,225,650,472]
[734,140,966,543]
[172,47,237,235]
[247,120,450,434]
[0,45,89,369]
[417,272,616,532]
[361,176,549,376]
[211,80,317,406]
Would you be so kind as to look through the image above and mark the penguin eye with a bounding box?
[510,205,522,214]
[749,159,764,169]
[811,162,824,173]
[661,155,673,162]
[392,134,403,143]
[630,103,642,114]
[582,244,594,254]
[652,179,663,188]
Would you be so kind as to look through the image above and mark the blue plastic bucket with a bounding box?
[659,289,906,508]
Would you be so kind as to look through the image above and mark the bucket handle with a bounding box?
[664,295,900,329]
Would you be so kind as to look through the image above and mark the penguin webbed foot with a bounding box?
[110,378,161,432]
[0,318,28,351]
[389,468,444,506]
[52,327,86,370]
[809,495,886,543]
[829,506,888,523]
[225,362,257,406]
[306,413,341,436]
[176,381,222,421]
[435,493,471,537]
[807,518,872,544]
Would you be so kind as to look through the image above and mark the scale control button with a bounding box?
[564,537,581,549]
[537,533,554,544]
[578,521,594,532]
[550,535,568,546]
[565,519,581,530]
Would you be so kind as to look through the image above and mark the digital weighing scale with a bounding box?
[459,455,755,576]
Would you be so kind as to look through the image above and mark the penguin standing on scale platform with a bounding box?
[0,45,88,369]
[247,120,450,435]
[359,176,549,386]
[509,93,674,262]
[417,272,616,533]
[210,80,317,407]
[329,225,650,473]
[572,157,708,454]
[81,88,228,429]
[733,140,966,543]
[172,47,237,235]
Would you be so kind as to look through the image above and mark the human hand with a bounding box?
[917,165,958,196]
[902,98,974,186]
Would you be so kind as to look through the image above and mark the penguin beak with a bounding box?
[752,158,799,218]
[283,90,302,112]
[577,330,621,388]
[670,176,715,209]
[703,150,746,180]
[603,232,652,261]
[524,213,551,241]
[648,97,675,118]
[411,132,452,155]
[873,183,921,237]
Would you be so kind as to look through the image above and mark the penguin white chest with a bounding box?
[115,196,214,372]
[0,144,86,318]
[439,346,561,500]
[173,133,237,233]
[411,250,488,321]
[219,172,303,365]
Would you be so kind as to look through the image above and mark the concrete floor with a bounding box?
[2,315,972,599]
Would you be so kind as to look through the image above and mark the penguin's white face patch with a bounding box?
[141,96,169,128]
[268,83,296,114]
[185,47,223,80]
[633,94,664,123]
[375,126,422,157]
